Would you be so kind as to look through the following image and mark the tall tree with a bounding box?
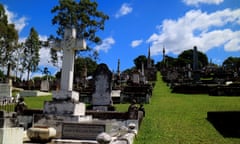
[22,27,41,81]
[0,4,19,80]
[133,55,154,70]
[50,0,109,66]
[178,49,208,69]
[223,57,240,70]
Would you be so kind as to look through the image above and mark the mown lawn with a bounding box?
[24,72,240,144]
[134,72,240,144]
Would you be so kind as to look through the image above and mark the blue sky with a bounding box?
[1,0,240,78]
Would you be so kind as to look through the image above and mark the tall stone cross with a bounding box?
[52,28,86,100]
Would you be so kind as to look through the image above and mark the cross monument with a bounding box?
[43,27,86,115]
[52,28,86,101]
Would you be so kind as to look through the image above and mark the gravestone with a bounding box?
[132,71,140,84]
[92,63,113,111]
[0,83,12,98]
[40,80,49,92]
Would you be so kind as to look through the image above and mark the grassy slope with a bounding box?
[23,73,240,144]
[134,72,240,144]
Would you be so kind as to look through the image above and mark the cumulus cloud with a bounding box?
[147,8,240,56]
[131,39,143,48]
[182,0,224,6]
[94,37,115,52]
[4,5,28,33]
[115,3,133,18]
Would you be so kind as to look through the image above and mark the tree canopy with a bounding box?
[22,27,41,81]
[49,0,109,69]
[178,49,208,69]
[51,0,109,43]
[0,4,19,79]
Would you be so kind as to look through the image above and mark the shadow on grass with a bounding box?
[207,111,240,138]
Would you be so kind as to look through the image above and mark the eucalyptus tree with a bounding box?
[22,27,41,81]
[49,0,109,66]
[0,4,19,80]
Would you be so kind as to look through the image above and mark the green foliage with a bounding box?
[51,0,109,43]
[133,55,154,70]
[223,57,240,70]
[74,56,97,78]
[0,4,19,78]
[178,49,208,68]
[49,0,109,66]
[22,27,41,81]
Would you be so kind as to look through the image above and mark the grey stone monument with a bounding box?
[193,46,200,81]
[92,63,113,111]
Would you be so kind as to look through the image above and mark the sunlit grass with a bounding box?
[133,72,240,144]
[23,73,240,144]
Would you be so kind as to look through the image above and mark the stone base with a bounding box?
[44,101,85,116]
[0,127,23,144]
[33,114,92,138]
[93,106,108,111]
[52,90,79,102]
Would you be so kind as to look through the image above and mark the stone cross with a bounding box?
[53,28,86,92]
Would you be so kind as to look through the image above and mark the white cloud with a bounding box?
[4,5,28,33]
[147,8,240,56]
[183,0,224,6]
[115,3,133,18]
[131,39,143,48]
[94,37,115,52]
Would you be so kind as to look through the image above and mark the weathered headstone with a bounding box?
[0,83,12,98]
[92,63,113,111]
[132,71,140,84]
[40,80,49,92]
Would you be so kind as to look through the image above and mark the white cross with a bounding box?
[53,28,86,91]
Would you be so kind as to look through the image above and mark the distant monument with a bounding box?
[193,46,200,82]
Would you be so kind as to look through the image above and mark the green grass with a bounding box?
[24,95,52,109]
[134,73,240,144]
[23,74,240,144]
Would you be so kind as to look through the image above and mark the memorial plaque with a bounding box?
[62,122,109,140]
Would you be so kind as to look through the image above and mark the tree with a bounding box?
[133,55,154,70]
[177,49,208,69]
[50,0,109,66]
[134,55,147,70]
[0,4,19,80]
[22,27,41,81]
[74,57,97,78]
[223,57,240,70]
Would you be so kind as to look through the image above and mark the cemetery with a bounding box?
[0,1,240,144]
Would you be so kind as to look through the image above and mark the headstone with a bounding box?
[92,63,113,111]
[0,83,12,98]
[40,80,50,92]
[132,71,140,84]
